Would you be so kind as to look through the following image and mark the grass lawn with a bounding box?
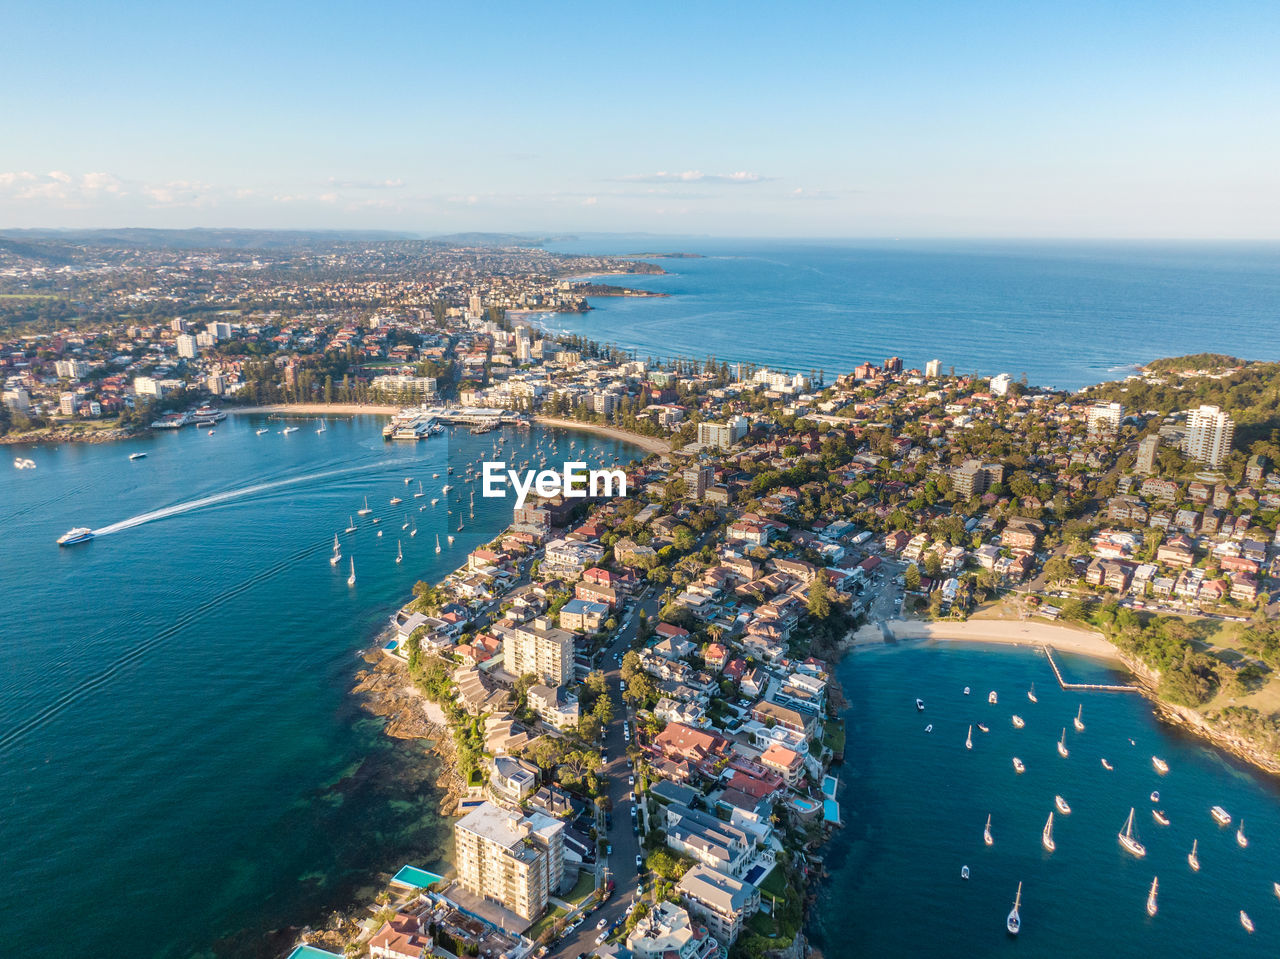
[566,869,597,903]
[527,904,567,941]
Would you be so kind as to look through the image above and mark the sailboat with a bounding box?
[1028,683,1038,704]
[396,541,403,564]
[347,557,356,586]
[415,481,425,499]
[330,549,342,566]
[984,814,993,846]
[1055,795,1071,815]
[965,725,973,750]
[404,477,411,485]
[1237,820,1248,848]
[390,495,403,505]
[1188,839,1200,871]
[1119,807,1147,858]
[431,498,439,506]
[1240,911,1254,933]
[1042,812,1056,853]
[345,516,357,534]
[457,517,464,531]
[435,534,441,554]
[1146,877,1158,917]
[402,519,409,530]
[1101,758,1113,770]
[1074,704,1085,732]
[1006,882,1022,936]
[1057,728,1069,758]
[358,497,372,516]
[332,533,341,553]
[316,421,327,433]
[410,523,417,537]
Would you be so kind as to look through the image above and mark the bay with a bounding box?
[0,414,642,958]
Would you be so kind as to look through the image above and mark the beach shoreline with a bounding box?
[531,415,671,455]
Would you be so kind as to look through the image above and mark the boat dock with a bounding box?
[1042,646,1140,693]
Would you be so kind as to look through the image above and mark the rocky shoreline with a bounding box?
[1,425,143,445]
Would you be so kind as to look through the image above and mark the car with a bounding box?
[628,775,634,786]
[636,855,644,868]
[606,843,612,855]
[595,933,608,946]
[631,805,637,817]
[597,918,608,929]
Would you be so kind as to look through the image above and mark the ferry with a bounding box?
[129,451,147,460]
[1055,795,1071,815]
[192,406,226,422]
[57,527,94,546]
[1152,756,1169,774]
[1211,806,1232,826]
[1119,808,1147,858]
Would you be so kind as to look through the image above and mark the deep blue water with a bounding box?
[0,416,642,958]
[810,643,1280,957]
[543,238,1280,390]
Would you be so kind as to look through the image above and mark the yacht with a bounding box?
[332,533,341,553]
[447,534,454,545]
[1074,704,1085,732]
[916,698,925,712]
[1146,877,1158,917]
[389,495,403,505]
[1237,820,1248,848]
[1057,728,1069,758]
[1028,683,1038,704]
[1012,715,1025,729]
[1240,911,1254,933]
[925,724,933,733]
[1188,839,1200,872]
[129,451,147,460]
[396,541,403,565]
[1012,757,1025,774]
[431,498,440,506]
[1101,758,1114,770]
[1042,812,1056,853]
[330,550,342,567]
[1055,795,1071,815]
[344,516,357,534]
[961,865,970,880]
[282,426,299,434]
[414,482,425,499]
[57,527,94,546]
[1152,756,1170,775]
[1153,809,1170,826]
[988,691,998,704]
[984,814,993,846]
[435,534,441,554]
[1119,808,1147,858]
[256,428,269,435]
[347,557,356,586]
[963,686,970,696]
[1006,882,1022,936]
[965,725,973,750]
[358,497,372,516]
[1212,806,1232,826]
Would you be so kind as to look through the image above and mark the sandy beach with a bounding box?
[230,403,400,416]
[532,416,671,455]
[851,617,1124,664]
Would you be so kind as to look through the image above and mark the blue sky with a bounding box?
[1,0,1277,236]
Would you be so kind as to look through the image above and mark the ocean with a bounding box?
[0,415,642,958]
[542,238,1280,390]
[810,643,1280,957]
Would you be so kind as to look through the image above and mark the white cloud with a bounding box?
[620,170,776,184]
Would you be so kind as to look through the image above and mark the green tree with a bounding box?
[807,577,832,619]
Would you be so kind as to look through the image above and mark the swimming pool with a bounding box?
[391,865,444,888]
[791,797,820,812]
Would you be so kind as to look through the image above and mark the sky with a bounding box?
[1,0,1278,237]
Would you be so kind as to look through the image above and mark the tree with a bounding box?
[904,564,921,591]
[593,695,615,725]
[807,577,831,619]
[923,552,943,579]
[1043,555,1072,583]
[577,714,603,742]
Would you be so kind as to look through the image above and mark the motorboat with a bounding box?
[916,699,925,712]
[1151,791,1160,802]
[1153,810,1170,826]
[389,496,403,505]
[129,452,147,460]
[1101,758,1113,770]
[1012,715,1025,729]
[1211,806,1232,826]
[1055,795,1071,815]
[988,691,998,704]
[1012,757,1025,774]
[1240,911,1254,933]
[925,724,933,733]
[963,686,970,696]
[256,428,269,435]
[961,865,970,880]
[396,541,403,565]
[1152,756,1169,775]
[57,527,94,546]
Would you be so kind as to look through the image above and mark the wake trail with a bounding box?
[92,458,415,536]
[0,536,333,754]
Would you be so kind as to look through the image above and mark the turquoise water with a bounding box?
[544,239,1280,390]
[810,643,1280,956]
[0,415,642,958]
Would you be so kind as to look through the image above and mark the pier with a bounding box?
[1042,646,1140,693]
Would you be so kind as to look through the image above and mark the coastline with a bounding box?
[531,415,671,455]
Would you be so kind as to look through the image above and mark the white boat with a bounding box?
[390,496,403,505]
[988,691,998,704]
[1153,810,1170,826]
[1150,790,1160,802]
[961,865,970,880]
[1006,882,1022,936]
[1152,756,1169,775]
[404,477,411,485]
[1055,795,1071,815]
[1240,910,1254,933]
[447,534,455,545]
[316,423,327,433]
[129,451,147,460]
[978,723,989,733]
[1012,715,1025,729]
[1212,806,1232,826]
[376,530,382,537]
[963,686,970,696]
[1101,758,1113,770]
[396,541,403,565]
[256,428,269,435]
[1012,757,1025,774]
[329,551,342,566]
[414,482,425,499]
[410,524,417,537]
[965,725,973,750]
[344,516,357,534]
[1073,704,1085,732]
[207,429,215,436]
[435,535,441,554]
[1237,820,1248,848]
[281,426,299,434]
[925,724,933,733]
[984,814,993,846]
[402,519,409,530]
[1188,839,1200,872]
[1146,876,1158,917]
[1028,683,1038,704]
[1042,811,1056,853]
[358,497,372,516]
[432,473,439,478]
[1057,728,1069,758]
[347,557,356,586]
[916,698,925,712]
[1119,807,1147,858]
[442,484,452,493]
[431,498,439,506]
[57,527,95,546]
[332,533,340,552]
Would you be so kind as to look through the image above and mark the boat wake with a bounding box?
[91,460,413,537]
[0,535,335,755]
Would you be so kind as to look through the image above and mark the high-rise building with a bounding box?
[59,392,77,416]
[210,321,233,340]
[925,359,942,379]
[1086,402,1123,437]
[504,620,575,687]
[54,358,90,379]
[176,334,198,359]
[682,464,713,501]
[469,294,484,316]
[1183,405,1234,467]
[952,459,1004,497]
[1136,434,1161,475]
[697,415,749,449]
[883,356,903,373]
[170,317,187,332]
[453,802,565,923]
[989,373,1013,396]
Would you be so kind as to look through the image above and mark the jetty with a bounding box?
[1042,646,1140,693]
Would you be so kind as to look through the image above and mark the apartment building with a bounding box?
[1183,405,1234,467]
[1136,434,1161,474]
[453,802,565,923]
[951,459,1004,498]
[626,902,718,959]
[697,415,749,449]
[502,618,575,687]
[676,864,761,945]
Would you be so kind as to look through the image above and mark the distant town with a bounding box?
[6,233,1280,959]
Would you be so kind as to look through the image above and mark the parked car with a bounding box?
[635,855,644,868]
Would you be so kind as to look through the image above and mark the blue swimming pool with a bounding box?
[391,865,444,888]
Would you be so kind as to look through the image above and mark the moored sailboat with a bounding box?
[1042,811,1056,853]
[1240,910,1254,933]
[396,540,403,564]
[965,725,973,750]
[347,557,356,586]
[357,497,372,516]
[1028,683,1038,703]
[1188,839,1200,872]
[984,814,993,846]
[435,534,441,554]
[1074,704,1085,732]
[1012,715,1025,728]
[1237,820,1248,848]
[1006,882,1022,936]
[1101,758,1113,770]
[1057,728,1069,758]
[1146,876,1158,917]
[1055,795,1071,815]
[1119,807,1147,858]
